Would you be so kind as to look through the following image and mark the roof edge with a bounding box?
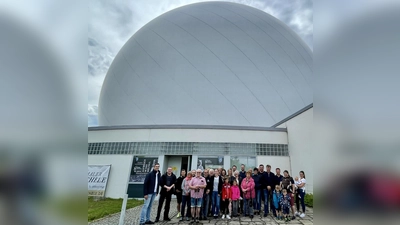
[88,124,287,132]
[271,103,313,128]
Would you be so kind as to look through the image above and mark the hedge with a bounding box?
[304,193,313,207]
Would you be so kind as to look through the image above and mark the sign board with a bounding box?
[88,165,111,196]
[130,157,158,183]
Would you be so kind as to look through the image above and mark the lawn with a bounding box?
[88,197,143,222]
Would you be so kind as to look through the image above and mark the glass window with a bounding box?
[230,156,256,171]
[87,142,287,156]
[198,156,224,171]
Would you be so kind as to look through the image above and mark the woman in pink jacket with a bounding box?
[231,180,241,217]
[241,170,255,218]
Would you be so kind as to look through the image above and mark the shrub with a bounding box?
[304,193,313,207]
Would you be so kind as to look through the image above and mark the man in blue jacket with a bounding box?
[239,164,246,179]
[262,164,276,217]
[252,168,262,215]
[139,163,160,225]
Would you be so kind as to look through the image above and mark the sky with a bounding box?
[88,0,313,127]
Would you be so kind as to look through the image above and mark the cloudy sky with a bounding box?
[88,0,313,127]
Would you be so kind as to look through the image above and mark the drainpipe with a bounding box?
[286,124,293,176]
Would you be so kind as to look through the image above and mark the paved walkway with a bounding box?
[89,201,313,225]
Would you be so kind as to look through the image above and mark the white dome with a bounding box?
[99,1,312,126]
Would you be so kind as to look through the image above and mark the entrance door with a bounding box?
[164,155,189,199]
[164,155,190,176]
[166,156,182,175]
[181,156,189,173]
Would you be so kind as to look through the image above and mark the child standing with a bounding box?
[272,185,282,220]
[280,189,292,222]
[231,180,240,217]
[221,177,232,219]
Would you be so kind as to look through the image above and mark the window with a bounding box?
[88,142,288,156]
[230,156,256,172]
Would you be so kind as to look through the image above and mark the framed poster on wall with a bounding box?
[129,156,158,183]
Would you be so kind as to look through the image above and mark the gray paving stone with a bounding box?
[300,221,313,225]
[88,200,314,225]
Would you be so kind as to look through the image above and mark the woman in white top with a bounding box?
[295,171,306,218]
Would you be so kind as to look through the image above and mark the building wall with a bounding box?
[256,156,291,175]
[88,128,287,144]
[88,155,133,198]
[281,108,313,193]
[88,128,289,198]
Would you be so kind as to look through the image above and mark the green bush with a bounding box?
[304,193,313,207]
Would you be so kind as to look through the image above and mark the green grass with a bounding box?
[88,197,143,222]
[304,193,313,207]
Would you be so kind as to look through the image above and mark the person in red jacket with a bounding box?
[231,180,241,217]
[221,177,232,219]
[241,170,255,218]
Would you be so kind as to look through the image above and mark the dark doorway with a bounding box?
[181,156,188,172]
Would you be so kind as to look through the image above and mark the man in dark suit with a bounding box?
[262,164,276,217]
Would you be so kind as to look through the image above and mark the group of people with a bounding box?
[139,163,307,225]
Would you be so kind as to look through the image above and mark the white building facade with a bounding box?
[88,105,313,198]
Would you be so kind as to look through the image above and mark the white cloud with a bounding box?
[88,104,99,126]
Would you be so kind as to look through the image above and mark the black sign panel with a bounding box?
[130,157,158,183]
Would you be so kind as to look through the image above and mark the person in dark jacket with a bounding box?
[201,169,212,220]
[275,168,284,187]
[239,164,246,179]
[139,163,160,225]
[207,169,215,217]
[210,169,223,218]
[252,168,262,215]
[258,164,265,211]
[155,167,176,222]
[261,165,276,217]
[175,169,186,218]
